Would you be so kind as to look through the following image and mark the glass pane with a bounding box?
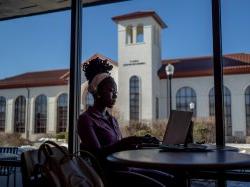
[0,9,71,147]
[221,0,250,144]
[81,0,214,144]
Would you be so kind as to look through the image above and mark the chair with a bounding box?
[80,149,168,187]
[111,170,166,187]
[21,149,39,187]
[0,147,18,187]
[21,146,68,187]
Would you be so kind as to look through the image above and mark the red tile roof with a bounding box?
[0,53,118,89]
[112,11,167,28]
[0,69,69,89]
[158,53,250,79]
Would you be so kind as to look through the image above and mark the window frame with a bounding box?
[34,94,47,133]
[0,96,6,132]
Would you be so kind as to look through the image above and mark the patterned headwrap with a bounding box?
[88,73,110,94]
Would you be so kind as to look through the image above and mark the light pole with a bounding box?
[165,63,175,117]
[189,102,195,117]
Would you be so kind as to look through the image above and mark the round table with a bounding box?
[107,148,250,171]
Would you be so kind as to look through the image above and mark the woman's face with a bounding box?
[97,78,117,108]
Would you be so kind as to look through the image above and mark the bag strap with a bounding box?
[38,141,69,163]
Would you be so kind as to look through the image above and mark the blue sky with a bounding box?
[0,0,250,79]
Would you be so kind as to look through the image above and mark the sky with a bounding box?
[0,0,250,79]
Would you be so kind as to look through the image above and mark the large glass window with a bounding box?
[34,95,47,133]
[136,25,144,43]
[14,96,26,133]
[209,87,232,136]
[0,96,6,132]
[245,86,250,136]
[57,93,68,133]
[176,87,197,116]
[130,76,140,121]
[156,97,159,119]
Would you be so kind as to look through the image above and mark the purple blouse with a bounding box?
[77,107,122,152]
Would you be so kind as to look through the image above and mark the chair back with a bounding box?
[0,147,18,154]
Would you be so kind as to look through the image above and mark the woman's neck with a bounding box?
[93,103,107,115]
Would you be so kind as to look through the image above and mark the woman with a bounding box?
[77,57,173,186]
[78,57,153,157]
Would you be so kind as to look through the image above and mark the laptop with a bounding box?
[140,110,207,151]
[162,110,193,145]
[159,110,207,151]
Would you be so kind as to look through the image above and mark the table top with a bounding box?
[107,148,250,171]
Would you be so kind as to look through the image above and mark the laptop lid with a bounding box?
[162,110,193,145]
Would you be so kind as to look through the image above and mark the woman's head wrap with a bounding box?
[88,73,110,94]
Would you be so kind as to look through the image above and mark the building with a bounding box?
[0,11,250,141]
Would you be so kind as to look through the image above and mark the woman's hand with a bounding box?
[120,136,144,145]
[142,134,160,144]
[119,135,160,150]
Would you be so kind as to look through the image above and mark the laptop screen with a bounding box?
[162,110,193,145]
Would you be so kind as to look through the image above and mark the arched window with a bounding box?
[34,95,47,133]
[176,87,197,116]
[155,97,159,119]
[136,25,144,43]
[0,96,6,132]
[85,92,94,109]
[130,76,140,121]
[209,87,232,136]
[57,93,68,133]
[126,25,133,44]
[245,86,250,136]
[14,96,26,133]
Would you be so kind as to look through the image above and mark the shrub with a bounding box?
[0,133,32,146]
[193,117,215,143]
[124,120,152,137]
[120,119,167,139]
[151,120,167,139]
[55,132,68,142]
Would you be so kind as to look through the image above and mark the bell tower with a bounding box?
[112,11,167,121]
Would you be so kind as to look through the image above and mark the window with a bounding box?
[0,96,6,132]
[57,93,68,133]
[209,87,232,136]
[245,86,250,136]
[14,96,26,133]
[130,76,140,120]
[136,25,144,43]
[85,92,94,109]
[34,95,47,133]
[156,97,159,119]
[176,87,197,116]
[126,25,133,44]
